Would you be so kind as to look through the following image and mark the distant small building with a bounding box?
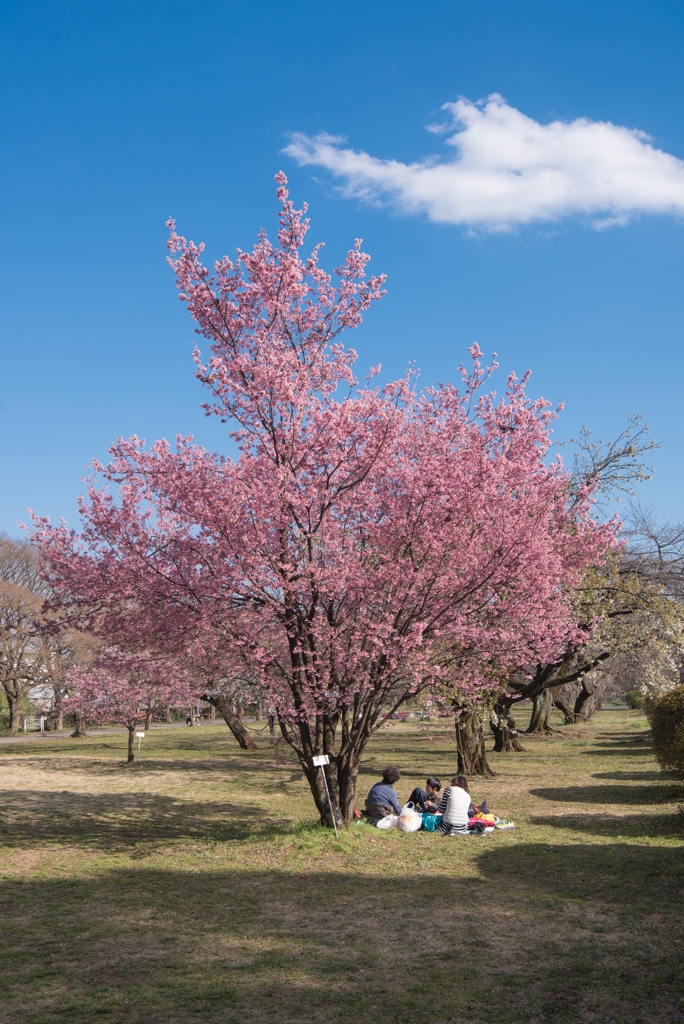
[27,685,55,714]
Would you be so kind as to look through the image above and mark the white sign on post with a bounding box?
[135,732,145,738]
[312,754,329,767]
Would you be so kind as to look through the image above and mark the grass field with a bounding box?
[0,709,682,1024]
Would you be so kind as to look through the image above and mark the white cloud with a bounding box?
[283,95,684,231]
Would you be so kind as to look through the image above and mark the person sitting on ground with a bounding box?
[468,798,491,818]
[437,775,473,835]
[408,776,441,812]
[364,766,402,824]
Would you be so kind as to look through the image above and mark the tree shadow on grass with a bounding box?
[0,789,299,850]
[585,747,653,757]
[474,839,684,899]
[0,843,682,1024]
[529,784,679,805]
[531,812,684,840]
[592,770,663,781]
[591,730,653,748]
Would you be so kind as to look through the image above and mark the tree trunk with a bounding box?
[127,726,135,763]
[4,686,21,735]
[491,706,526,752]
[164,707,173,723]
[305,757,346,831]
[47,708,64,731]
[455,711,495,777]
[71,712,87,738]
[144,708,153,731]
[581,700,601,721]
[8,696,21,735]
[300,751,346,830]
[277,706,365,829]
[45,708,63,733]
[526,690,553,733]
[187,705,196,726]
[205,694,257,750]
[506,716,526,751]
[552,696,575,725]
[46,689,65,731]
[255,700,263,722]
[573,679,596,719]
[337,754,362,827]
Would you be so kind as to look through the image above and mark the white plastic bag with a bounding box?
[376,814,399,829]
[397,801,422,833]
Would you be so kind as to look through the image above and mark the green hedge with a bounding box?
[649,685,684,777]
[625,689,645,709]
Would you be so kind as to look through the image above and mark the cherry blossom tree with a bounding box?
[65,653,191,760]
[34,175,617,824]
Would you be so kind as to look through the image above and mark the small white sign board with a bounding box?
[135,732,145,738]
[312,754,329,767]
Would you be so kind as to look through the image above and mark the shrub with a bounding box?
[649,685,684,778]
[625,689,646,710]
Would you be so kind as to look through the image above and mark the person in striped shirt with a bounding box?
[438,775,473,835]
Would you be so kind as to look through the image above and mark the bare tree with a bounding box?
[0,534,90,733]
[567,414,658,513]
[0,535,47,732]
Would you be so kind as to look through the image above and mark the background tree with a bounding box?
[65,653,191,760]
[35,623,97,731]
[495,429,682,738]
[187,650,259,750]
[0,534,97,733]
[502,548,684,734]
[418,421,658,766]
[0,534,48,733]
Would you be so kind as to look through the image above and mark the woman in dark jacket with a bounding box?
[364,766,402,824]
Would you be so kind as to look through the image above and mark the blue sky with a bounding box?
[1,0,683,535]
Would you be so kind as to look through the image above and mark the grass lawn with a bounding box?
[0,709,682,1024]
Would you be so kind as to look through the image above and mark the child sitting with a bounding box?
[408,776,442,813]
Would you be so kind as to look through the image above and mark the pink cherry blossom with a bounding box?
[64,651,192,761]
